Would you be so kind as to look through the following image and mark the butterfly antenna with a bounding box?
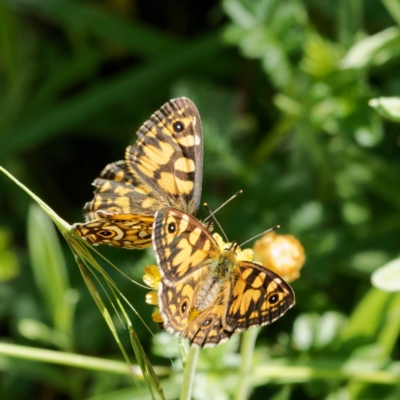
[204,203,230,243]
[239,225,280,248]
[204,190,243,222]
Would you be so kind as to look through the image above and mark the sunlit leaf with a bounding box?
[341,27,400,69]
[369,97,400,123]
[372,258,400,292]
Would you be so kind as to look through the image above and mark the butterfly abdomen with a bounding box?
[195,276,221,311]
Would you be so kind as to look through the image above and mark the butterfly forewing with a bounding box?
[152,207,219,283]
[126,98,203,215]
[73,98,203,249]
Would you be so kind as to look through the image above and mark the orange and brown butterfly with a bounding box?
[152,207,295,348]
[72,98,203,249]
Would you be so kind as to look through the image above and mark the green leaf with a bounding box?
[340,27,400,69]
[27,204,76,349]
[0,33,223,160]
[341,288,392,346]
[1,166,165,399]
[0,228,19,281]
[382,0,400,27]
[369,97,400,123]
[301,34,339,77]
[16,0,181,58]
[222,0,262,28]
[372,258,400,292]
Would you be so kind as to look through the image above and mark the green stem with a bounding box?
[235,328,260,400]
[180,345,200,400]
[0,342,169,377]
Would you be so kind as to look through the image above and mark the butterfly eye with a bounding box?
[181,301,188,313]
[268,294,280,304]
[99,230,113,237]
[173,121,184,132]
[168,222,176,233]
[203,318,212,327]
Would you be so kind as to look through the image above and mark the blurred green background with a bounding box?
[1,0,400,399]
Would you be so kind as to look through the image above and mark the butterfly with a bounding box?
[73,97,203,249]
[152,207,295,348]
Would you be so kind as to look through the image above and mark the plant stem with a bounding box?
[0,342,169,377]
[235,328,260,400]
[180,345,200,400]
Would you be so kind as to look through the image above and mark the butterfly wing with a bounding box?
[72,214,154,249]
[152,207,222,341]
[127,97,203,215]
[73,161,165,248]
[152,207,295,348]
[182,262,295,347]
[73,97,203,249]
[84,161,167,220]
[152,207,218,283]
[225,261,295,332]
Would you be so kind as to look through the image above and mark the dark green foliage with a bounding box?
[1,0,400,399]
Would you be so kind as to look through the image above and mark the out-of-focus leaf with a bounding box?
[269,386,292,400]
[27,204,76,349]
[1,167,165,399]
[350,251,390,274]
[222,0,271,28]
[377,292,400,354]
[292,312,345,351]
[223,0,257,28]
[15,0,181,58]
[18,319,69,349]
[369,97,400,123]
[340,27,400,69]
[372,258,400,292]
[341,288,392,345]
[0,33,223,160]
[383,0,400,27]
[0,228,19,281]
[290,201,323,232]
[301,34,339,77]
[224,25,292,89]
[341,200,371,225]
[0,0,18,86]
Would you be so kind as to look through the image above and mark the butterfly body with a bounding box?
[73,98,203,249]
[153,207,295,348]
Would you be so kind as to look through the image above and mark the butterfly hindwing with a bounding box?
[225,261,295,332]
[82,161,167,221]
[74,214,154,249]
